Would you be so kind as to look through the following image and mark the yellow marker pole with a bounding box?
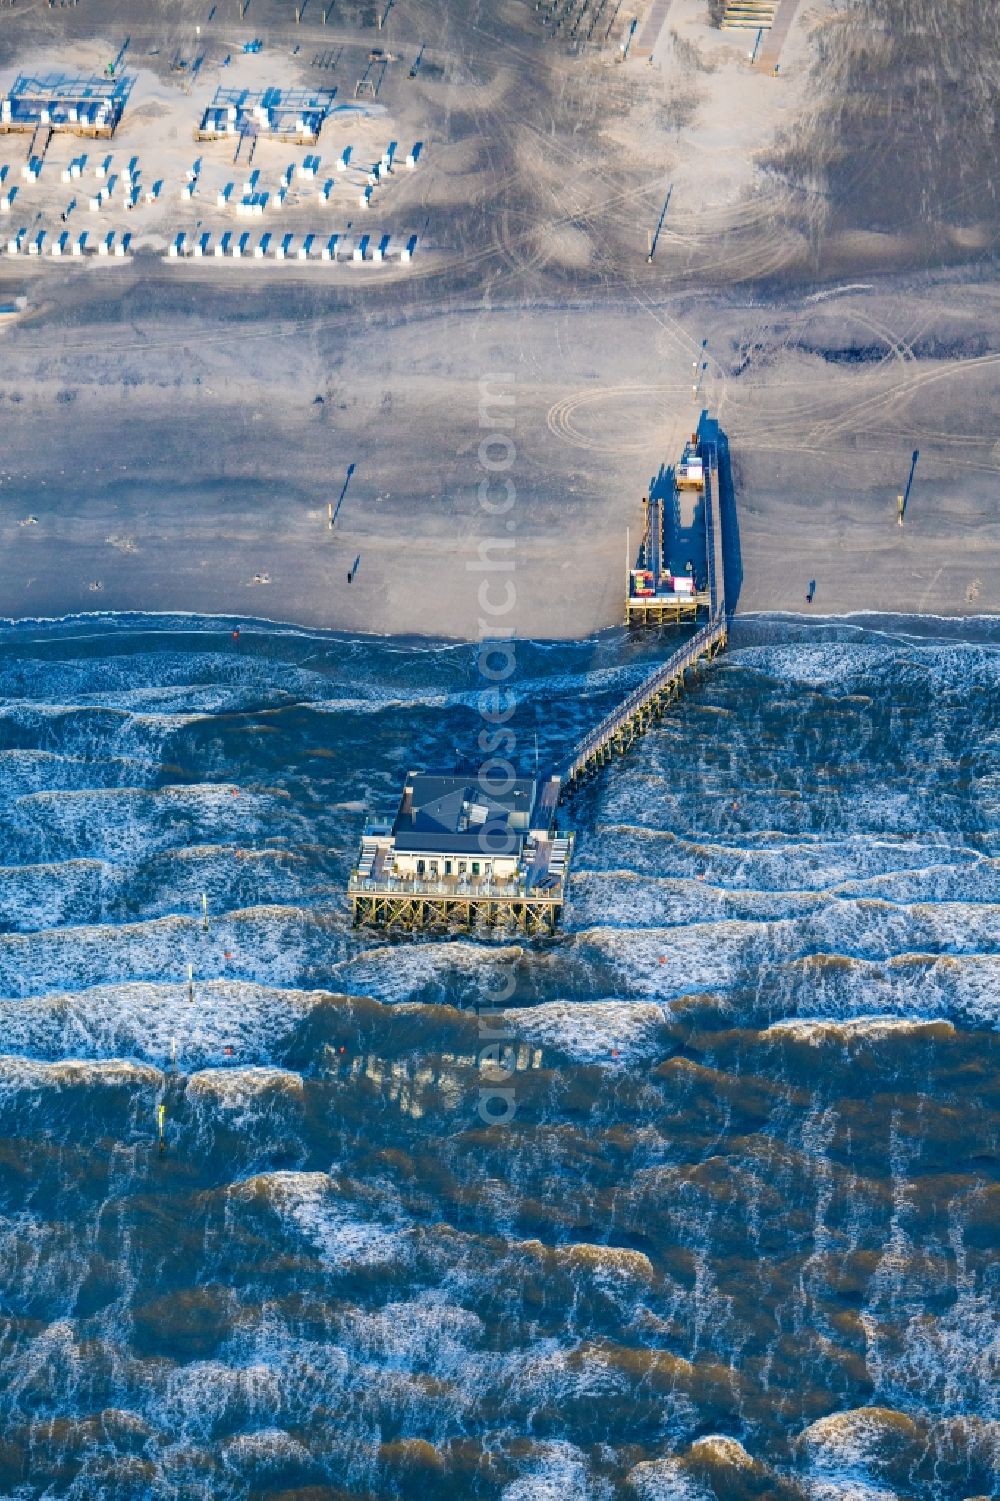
[157,1102,166,1152]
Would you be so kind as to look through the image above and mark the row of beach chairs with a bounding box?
[5,225,417,263]
[167,229,416,263]
[5,227,132,257]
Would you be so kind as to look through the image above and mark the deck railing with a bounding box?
[562,443,727,785]
[348,872,564,900]
[561,617,725,783]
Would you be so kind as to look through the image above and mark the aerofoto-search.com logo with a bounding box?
[468,373,520,1125]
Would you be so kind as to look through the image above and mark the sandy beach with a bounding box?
[0,0,996,637]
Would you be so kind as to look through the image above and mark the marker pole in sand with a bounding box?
[328,501,333,529]
[157,1102,166,1152]
[187,962,194,1004]
[899,450,919,523]
[647,187,671,261]
[201,892,209,931]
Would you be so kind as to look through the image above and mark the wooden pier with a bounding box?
[565,419,728,786]
[349,885,566,935]
[348,416,731,934]
[560,615,727,786]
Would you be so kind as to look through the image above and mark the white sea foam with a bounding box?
[766,1017,956,1043]
[625,1457,712,1499]
[687,1435,755,1469]
[335,939,526,1007]
[345,1294,485,1380]
[221,1427,316,1476]
[565,920,1000,1027]
[187,1066,305,1130]
[5,781,283,870]
[805,1484,900,1501]
[0,858,107,932]
[0,1054,162,1099]
[801,1407,922,1469]
[230,1170,407,1271]
[0,980,324,1067]
[0,897,355,1002]
[503,999,667,1063]
[732,641,1000,692]
[500,1440,608,1500]
[159,1359,285,1443]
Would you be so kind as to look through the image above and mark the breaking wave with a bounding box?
[0,616,996,1498]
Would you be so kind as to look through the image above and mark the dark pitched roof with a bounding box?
[391,772,539,851]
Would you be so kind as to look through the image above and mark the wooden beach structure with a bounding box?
[0,75,130,139]
[626,430,718,626]
[348,773,570,934]
[196,87,335,145]
[349,416,729,934]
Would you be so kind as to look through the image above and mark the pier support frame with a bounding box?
[351,893,561,935]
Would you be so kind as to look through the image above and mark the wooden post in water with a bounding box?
[187,963,194,1004]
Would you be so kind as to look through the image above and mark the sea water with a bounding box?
[0,612,996,1500]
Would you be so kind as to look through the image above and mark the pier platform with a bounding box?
[349,772,571,934]
[626,430,718,626]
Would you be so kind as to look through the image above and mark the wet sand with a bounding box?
[0,0,996,637]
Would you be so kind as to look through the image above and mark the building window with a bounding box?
[472,861,480,876]
[417,860,425,877]
[444,860,452,875]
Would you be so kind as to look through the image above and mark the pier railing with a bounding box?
[561,615,726,783]
[348,871,564,901]
[561,441,727,787]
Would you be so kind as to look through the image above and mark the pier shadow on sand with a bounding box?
[700,412,742,617]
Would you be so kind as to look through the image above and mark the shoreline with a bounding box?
[2,606,998,650]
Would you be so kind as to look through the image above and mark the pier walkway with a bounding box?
[561,429,727,787]
[348,418,731,934]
